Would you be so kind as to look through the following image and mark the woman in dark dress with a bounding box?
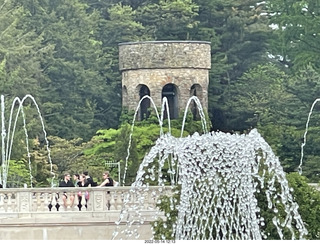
[98,171,114,187]
[77,174,90,210]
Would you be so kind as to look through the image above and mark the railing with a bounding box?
[1,184,318,214]
[0,186,171,213]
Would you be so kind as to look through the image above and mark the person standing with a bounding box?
[59,173,75,207]
[83,171,97,186]
[77,174,90,187]
[73,173,80,186]
[98,171,114,210]
[98,171,114,187]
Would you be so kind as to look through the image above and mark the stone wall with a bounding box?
[119,41,211,71]
[119,41,211,114]
[0,211,154,240]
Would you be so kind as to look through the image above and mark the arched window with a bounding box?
[139,85,150,120]
[162,84,179,119]
[190,84,203,120]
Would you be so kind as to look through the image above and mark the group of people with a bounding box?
[59,171,115,188]
[58,171,116,209]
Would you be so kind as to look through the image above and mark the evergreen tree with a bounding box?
[267,0,320,71]
[15,0,122,141]
[0,0,50,98]
[195,0,272,131]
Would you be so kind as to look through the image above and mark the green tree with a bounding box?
[286,173,320,239]
[84,122,181,185]
[0,0,55,185]
[0,0,51,98]
[137,0,199,40]
[16,0,120,141]
[267,0,320,71]
[6,159,30,188]
[193,0,273,131]
[47,136,91,185]
[0,0,52,153]
[283,65,320,180]
[224,63,291,130]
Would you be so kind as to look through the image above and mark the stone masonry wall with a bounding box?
[122,68,209,111]
[119,41,211,113]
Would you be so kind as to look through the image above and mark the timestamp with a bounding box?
[144,240,176,243]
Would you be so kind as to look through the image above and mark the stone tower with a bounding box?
[118,41,211,120]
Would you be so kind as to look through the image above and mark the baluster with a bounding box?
[47,193,52,211]
[44,193,51,212]
[81,191,87,211]
[106,191,112,210]
[11,193,17,212]
[6,193,12,212]
[77,191,84,211]
[0,192,5,212]
[149,190,157,210]
[59,191,72,211]
[115,191,122,210]
[130,190,137,208]
[85,190,91,211]
[119,190,126,210]
[31,192,36,212]
[40,192,47,212]
[109,191,116,210]
[39,192,46,212]
[51,193,58,212]
[76,190,86,211]
[124,191,132,210]
[141,190,147,210]
[3,193,8,212]
[65,192,75,211]
[72,191,77,210]
[34,192,41,212]
[59,192,66,211]
[74,191,80,211]
[57,191,65,211]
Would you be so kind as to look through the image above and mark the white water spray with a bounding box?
[122,96,207,185]
[113,96,308,240]
[299,98,320,174]
[0,94,55,188]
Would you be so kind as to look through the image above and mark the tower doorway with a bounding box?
[139,85,150,120]
[162,84,179,119]
[190,84,203,120]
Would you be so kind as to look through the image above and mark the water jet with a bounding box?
[0,94,54,188]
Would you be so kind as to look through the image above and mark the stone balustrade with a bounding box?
[0,186,170,213]
[0,186,171,240]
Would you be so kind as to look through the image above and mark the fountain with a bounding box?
[113,96,308,240]
[299,98,320,175]
[0,94,54,188]
[122,95,207,186]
